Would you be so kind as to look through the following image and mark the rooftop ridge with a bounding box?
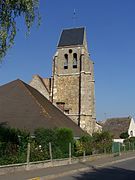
[62,26,85,31]
[106,116,132,120]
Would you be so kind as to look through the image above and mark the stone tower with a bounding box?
[51,27,97,134]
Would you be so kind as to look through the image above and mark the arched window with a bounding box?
[64,54,68,69]
[73,53,77,68]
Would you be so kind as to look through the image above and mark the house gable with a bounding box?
[128,117,135,137]
[29,75,50,99]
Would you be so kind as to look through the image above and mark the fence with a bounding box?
[112,142,135,154]
[0,141,135,166]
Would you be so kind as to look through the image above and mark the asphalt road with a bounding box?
[55,158,135,180]
[0,153,135,180]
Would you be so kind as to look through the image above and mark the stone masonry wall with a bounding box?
[29,75,50,100]
[53,75,79,114]
[80,115,96,135]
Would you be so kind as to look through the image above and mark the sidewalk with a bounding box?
[38,151,135,180]
[0,151,135,180]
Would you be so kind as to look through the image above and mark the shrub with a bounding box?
[120,131,129,139]
[55,128,74,157]
[79,135,93,155]
[34,127,74,159]
[0,125,30,165]
[92,131,113,153]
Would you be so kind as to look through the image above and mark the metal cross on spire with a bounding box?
[72,9,77,27]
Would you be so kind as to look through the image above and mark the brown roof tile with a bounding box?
[102,117,131,138]
[0,79,85,136]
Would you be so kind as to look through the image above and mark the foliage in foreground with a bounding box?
[0,125,119,165]
[120,131,129,139]
[0,126,74,164]
[92,131,113,153]
[0,0,40,60]
[0,124,30,165]
[34,127,74,159]
[75,131,113,156]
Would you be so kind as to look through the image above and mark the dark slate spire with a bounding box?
[58,27,85,47]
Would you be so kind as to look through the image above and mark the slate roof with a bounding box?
[58,27,85,47]
[0,79,85,136]
[102,117,131,138]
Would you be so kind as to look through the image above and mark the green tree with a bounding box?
[0,0,40,60]
[120,131,129,139]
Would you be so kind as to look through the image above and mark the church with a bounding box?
[30,27,101,134]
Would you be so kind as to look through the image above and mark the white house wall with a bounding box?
[128,117,135,137]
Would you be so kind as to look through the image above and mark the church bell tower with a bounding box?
[51,27,96,134]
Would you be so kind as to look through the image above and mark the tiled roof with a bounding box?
[58,27,85,47]
[0,79,85,136]
[102,117,131,138]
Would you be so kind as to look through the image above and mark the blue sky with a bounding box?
[0,0,135,121]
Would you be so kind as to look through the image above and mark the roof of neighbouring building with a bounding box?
[0,79,85,136]
[101,117,131,138]
[58,27,85,47]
